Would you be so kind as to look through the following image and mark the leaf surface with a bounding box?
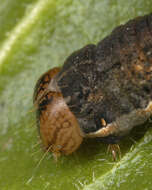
[0,0,152,190]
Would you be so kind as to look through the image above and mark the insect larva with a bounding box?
[33,13,152,160]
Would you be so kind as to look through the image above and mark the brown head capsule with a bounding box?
[34,13,152,160]
[33,68,83,160]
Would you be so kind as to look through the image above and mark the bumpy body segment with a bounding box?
[34,13,152,156]
[56,13,152,142]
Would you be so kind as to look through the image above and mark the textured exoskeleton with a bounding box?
[34,13,152,159]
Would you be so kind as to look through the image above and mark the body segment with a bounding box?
[57,13,152,143]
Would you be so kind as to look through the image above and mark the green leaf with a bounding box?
[0,0,152,190]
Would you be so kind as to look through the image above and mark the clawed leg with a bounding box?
[107,144,121,161]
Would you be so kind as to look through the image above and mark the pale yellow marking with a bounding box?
[145,101,152,113]
[101,118,106,126]
[85,122,118,138]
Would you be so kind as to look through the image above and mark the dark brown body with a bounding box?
[56,13,152,143]
[34,13,152,157]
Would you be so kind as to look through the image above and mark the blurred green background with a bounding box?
[0,0,152,190]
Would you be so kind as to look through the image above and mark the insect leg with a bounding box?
[86,101,152,138]
[85,122,118,138]
[107,144,121,161]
